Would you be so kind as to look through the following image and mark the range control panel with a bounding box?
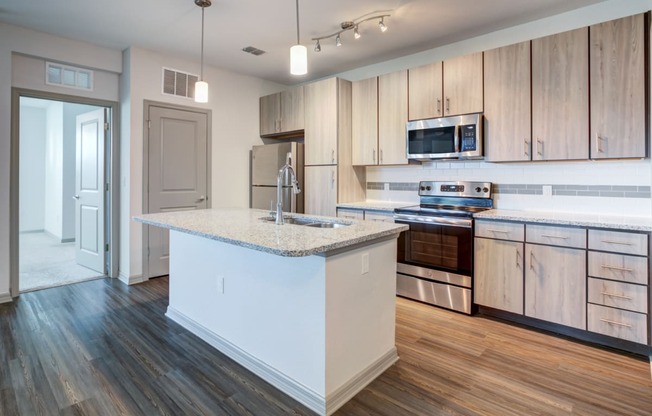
[418,181,492,198]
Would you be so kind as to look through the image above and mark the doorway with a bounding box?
[10,90,119,295]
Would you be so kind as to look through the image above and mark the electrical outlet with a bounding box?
[361,253,369,274]
[217,276,225,294]
[542,185,552,198]
[384,183,390,191]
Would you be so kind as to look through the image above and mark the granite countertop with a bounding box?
[134,208,408,257]
[474,209,652,232]
[337,201,415,212]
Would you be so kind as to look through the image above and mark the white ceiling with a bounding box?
[0,0,608,85]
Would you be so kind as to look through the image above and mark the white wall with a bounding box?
[119,47,284,282]
[18,106,46,232]
[43,101,64,239]
[1,23,122,298]
[339,0,652,218]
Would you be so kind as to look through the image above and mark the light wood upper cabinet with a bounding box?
[408,61,443,120]
[378,70,409,165]
[590,13,646,159]
[474,238,524,314]
[259,86,304,137]
[304,165,337,217]
[484,42,531,162]
[532,28,589,161]
[352,77,378,165]
[525,243,587,330]
[443,52,484,116]
[305,79,338,165]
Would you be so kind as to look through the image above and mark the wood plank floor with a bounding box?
[0,277,650,415]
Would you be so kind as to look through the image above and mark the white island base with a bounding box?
[165,230,399,415]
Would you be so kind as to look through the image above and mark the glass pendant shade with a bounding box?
[290,44,307,75]
[194,80,209,103]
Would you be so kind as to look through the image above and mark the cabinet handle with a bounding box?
[599,318,632,328]
[600,264,633,272]
[373,149,376,163]
[535,139,543,157]
[524,139,530,157]
[331,149,335,164]
[595,134,605,153]
[601,291,633,300]
[487,229,510,234]
[515,249,521,268]
[331,171,335,189]
[436,98,441,115]
[601,240,633,246]
[529,250,534,270]
[540,234,569,240]
[380,149,384,164]
[445,97,450,114]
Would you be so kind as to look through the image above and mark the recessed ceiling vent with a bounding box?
[242,46,266,56]
[162,67,198,99]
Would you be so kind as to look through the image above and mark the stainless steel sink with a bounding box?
[259,216,350,228]
[305,222,348,229]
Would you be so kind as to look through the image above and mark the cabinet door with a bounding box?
[532,28,589,161]
[379,70,409,165]
[484,42,531,162]
[352,77,378,166]
[474,238,524,314]
[280,86,305,133]
[408,62,443,120]
[443,52,483,116]
[590,14,646,159]
[525,244,586,329]
[304,165,337,217]
[364,212,394,223]
[305,78,338,165]
[337,208,364,220]
[259,93,280,136]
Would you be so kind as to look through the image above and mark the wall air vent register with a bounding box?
[162,67,199,99]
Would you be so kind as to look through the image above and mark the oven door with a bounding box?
[395,213,473,280]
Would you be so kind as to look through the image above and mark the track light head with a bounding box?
[314,40,321,52]
[354,26,361,39]
[379,18,387,32]
[336,34,342,47]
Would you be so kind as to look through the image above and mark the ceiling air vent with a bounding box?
[162,67,199,99]
[242,46,266,56]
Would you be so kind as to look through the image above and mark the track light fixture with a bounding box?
[312,12,390,51]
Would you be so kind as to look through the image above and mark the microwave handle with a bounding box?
[454,125,461,153]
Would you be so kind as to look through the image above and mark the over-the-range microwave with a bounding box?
[406,113,483,161]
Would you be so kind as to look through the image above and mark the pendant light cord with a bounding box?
[200,6,205,80]
[295,0,300,44]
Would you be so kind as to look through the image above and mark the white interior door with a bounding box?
[74,109,106,273]
[147,105,208,278]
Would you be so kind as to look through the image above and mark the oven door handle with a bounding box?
[393,214,472,228]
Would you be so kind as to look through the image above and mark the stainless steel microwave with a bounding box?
[406,113,483,161]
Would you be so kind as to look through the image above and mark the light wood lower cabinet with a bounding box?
[525,243,586,330]
[336,208,364,220]
[588,304,647,344]
[305,166,337,217]
[474,238,524,314]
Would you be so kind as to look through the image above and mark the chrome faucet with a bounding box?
[276,161,301,225]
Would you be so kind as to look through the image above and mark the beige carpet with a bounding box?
[19,232,104,292]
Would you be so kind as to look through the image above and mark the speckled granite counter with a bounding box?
[474,209,652,232]
[134,208,407,257]
[336,201,415,212]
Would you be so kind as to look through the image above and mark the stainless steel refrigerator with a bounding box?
[250,142,304,213]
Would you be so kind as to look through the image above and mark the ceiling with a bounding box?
[0,0,608,85]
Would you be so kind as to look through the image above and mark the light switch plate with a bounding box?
[543,185,552,198]
[217,276,225,293]
[361,253,369,274]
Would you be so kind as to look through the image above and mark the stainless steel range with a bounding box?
[393,181,493,314]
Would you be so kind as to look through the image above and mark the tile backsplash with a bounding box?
[364,159,652,217]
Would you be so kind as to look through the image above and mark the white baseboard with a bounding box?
[166,306,326,415]
[118,273,146,285]
[325,348,399,415]
[0,292,13,304]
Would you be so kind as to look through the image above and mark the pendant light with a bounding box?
[194,0,211,103]
[290,0,307,75]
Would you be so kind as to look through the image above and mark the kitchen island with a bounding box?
[134,208,407,415]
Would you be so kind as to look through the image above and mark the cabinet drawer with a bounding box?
[588,251,648,285]
[587,304,647,344]
[588,229,648,256]
[364,212,394,223]
[336,208,364,220]
[587,278,647,313]
[475,221,524,241]
[526,224,586,248]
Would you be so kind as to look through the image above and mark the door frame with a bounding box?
[9,88,120,298]
[141,100,212,280]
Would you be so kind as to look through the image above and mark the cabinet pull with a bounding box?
[524,139,529,157]
[529,250,535,270]
[436,98,441,115]
[595,134,604,153]
[445,97,450,114]
[535,139,543,157]
[373,149,376,163]
[487,229,510,234]
[600,264,633,272]
[540,234,569,240]
[601,291,632,300]
[601,240,633,246]
[331,171,335,189]
[515,249,520,268]
[599,318,631,328]
[380,149,384,164]
[331,149,335,164]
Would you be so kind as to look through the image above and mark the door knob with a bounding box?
[196,195,206,202]
[72,195,80,200]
